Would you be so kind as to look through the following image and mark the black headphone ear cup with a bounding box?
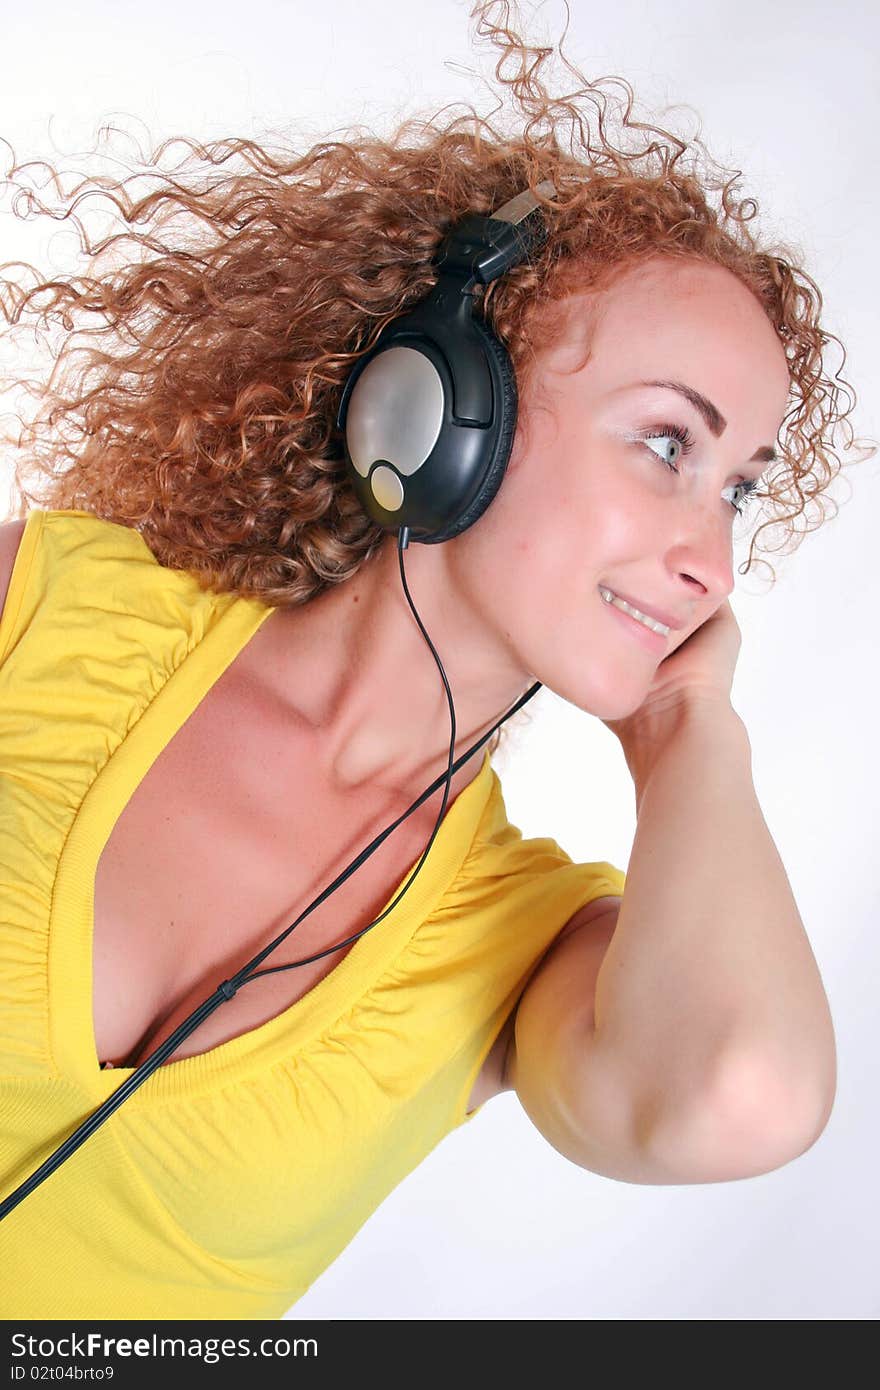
[423,327,518,545]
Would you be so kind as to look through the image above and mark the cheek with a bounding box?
[551,498,641,586]
[556,449,647,550]
[482,441,650,609]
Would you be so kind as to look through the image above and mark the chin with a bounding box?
[541,664,651,723]
[590,693,652,723]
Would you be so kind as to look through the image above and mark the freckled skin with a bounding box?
[260,255,792,790]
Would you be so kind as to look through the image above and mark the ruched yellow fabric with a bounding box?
[0,508,626,1319]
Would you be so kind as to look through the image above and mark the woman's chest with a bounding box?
[91,681,473,1070]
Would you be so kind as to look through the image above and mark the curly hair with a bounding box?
[0,0,873,757]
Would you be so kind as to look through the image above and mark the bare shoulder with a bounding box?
[0,518,28,619]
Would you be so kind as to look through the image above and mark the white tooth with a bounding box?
[599,587,669,635]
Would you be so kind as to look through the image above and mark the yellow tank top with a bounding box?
[0,508,626,1320]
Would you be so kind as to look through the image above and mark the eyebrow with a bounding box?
[632,379,778,465]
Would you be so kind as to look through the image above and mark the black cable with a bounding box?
[0,525,543,1222]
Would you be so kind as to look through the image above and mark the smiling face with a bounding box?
[444,254,793,721]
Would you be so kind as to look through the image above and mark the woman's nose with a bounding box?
[667,507,736,603]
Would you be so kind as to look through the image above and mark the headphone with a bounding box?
[337,179,557,543]
[0,180,554,1222]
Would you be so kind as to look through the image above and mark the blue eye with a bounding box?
[639,424,761,517]
[724,478,761,516]
[640,422,695,468]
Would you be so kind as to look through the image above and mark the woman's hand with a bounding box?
[599,598,742,749]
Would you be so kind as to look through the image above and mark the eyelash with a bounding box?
[639,422,761,517]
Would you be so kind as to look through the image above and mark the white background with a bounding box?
[1,0,877,1320]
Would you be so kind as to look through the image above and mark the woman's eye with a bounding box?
[723,479,761,515]
[639,424,694,471]
[643,433,683,468]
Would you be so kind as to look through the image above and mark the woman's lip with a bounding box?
[602,595,669,651]
[599,586,685,631]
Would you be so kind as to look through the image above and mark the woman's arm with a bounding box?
[508,701,837,1184]
[0,519,27,621]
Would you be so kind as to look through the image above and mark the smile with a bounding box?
[598,586,671,636]
[598,586,669,652]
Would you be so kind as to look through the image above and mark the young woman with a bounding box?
[0,0,865,1320]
